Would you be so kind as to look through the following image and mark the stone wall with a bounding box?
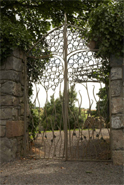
[110,56,124,165]
[0,50,124,165]
[0,49,27,163]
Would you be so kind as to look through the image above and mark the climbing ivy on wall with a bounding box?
[1,0,113,63]
[85,0,124,58]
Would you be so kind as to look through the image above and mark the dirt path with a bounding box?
[1,129,122,185]
[0,158,123,185]
[29,129,111,160]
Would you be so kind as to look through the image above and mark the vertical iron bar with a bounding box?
[24,56,27,157]
[63,13,68,161]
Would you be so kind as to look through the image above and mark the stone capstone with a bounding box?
[0,137,17,163]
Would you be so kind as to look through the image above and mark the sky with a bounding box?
[31,82,104,110]
[30,21,105,109]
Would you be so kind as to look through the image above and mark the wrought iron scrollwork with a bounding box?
[27,21,110,161]
[37,57,64,91]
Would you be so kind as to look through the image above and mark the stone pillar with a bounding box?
[110,56,124,165]
[0,49,27,163]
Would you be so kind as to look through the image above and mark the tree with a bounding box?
[41,86,86,131]
[1,0,122,131]
[28,105,42,139]
[80,0,124,122]
[84,0,124,59]
[75,0,124,85]
[1,0,111,85]
[91,86,109,124]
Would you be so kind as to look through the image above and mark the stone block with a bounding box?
[0,120,6,126]
[0,56,23,71]
[1,81,23,96]
[0,70,20,82]
[19,103,30,116]
[111,68,122,80]
[111,115,123,128]
[111,80,122,97]
[111,97,123,114]
[0,95,19,106]
[20,97,24,103]
[20,103,24,116]
[20,73,25,86]
[6,121,24,138]
[16,136,24,156]
[27,103,30,116]
[0,137,17,163]
[110,55,123,67]
[111,130,124,150]
[112,150,124,165]
[19,116,24,121]
[0,126,6,137]
[0,108,18,120]
[122,62,124,82]
[12,49,25,60]
[0,79,7,84]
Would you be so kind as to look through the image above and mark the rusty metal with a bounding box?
[26,15,111,161]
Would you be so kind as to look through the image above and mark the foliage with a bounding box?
[93,87,109,124]
[1,0,123,81]
[1,0,123,133]
[41,94,63,131]
[81,1,124,115]
[1,0,111,69]
[41,86,86,131]
[85,0,124,58]
[1,0,119,93]
[77,0,123,85]
[28,104,43,139]
[87,58,110,85]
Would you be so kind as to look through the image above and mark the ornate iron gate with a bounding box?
[26,15,111,161]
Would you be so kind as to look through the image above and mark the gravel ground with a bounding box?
[0,158,123,185]
[29,129,111,160]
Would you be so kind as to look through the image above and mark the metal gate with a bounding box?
[25,15,111,161]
